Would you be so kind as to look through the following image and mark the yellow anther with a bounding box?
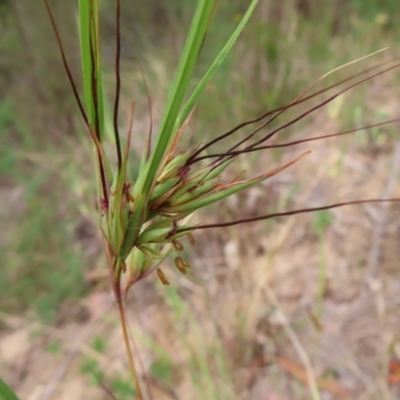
[157,268,170,285]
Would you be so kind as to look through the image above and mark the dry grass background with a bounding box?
[1,1,400,399]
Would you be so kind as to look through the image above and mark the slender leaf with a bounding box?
[78,0,105,140]
[142,0,216,197]
[0,377,19,400]
[178,0,259,128]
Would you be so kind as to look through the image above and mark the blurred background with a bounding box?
[1,1,400,399]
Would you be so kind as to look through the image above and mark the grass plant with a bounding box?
[43,0,400,397]
[2,1,400,399]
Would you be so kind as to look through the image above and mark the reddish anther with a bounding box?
[178,166,190,184]
[178,167,186,184]
[100,198,109,211]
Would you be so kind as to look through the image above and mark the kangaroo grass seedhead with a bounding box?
[44,0,400,397]
[44,0,400,290]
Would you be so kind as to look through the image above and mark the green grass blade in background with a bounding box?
[0,377,19,400]
[178,0,259,128]
[78,0,105,140]
[165,287,220,400]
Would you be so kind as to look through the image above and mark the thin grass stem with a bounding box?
[117,298,144,400]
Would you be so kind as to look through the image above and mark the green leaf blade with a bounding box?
[78,0,105,140]
[0,377,20,400]
[178,0,259,128]
[142,0,216,198]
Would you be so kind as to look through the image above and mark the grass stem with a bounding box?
[117,296,144,400]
